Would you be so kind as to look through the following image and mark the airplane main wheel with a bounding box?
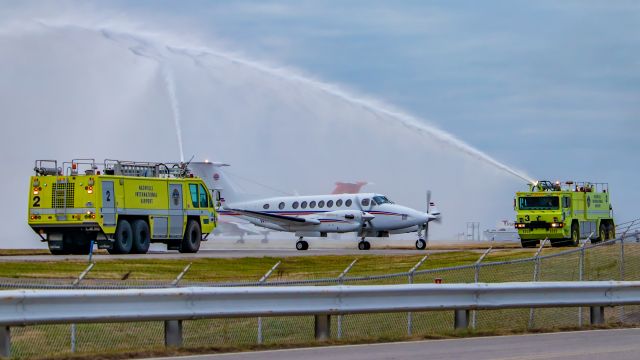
[296,240,308,251]
[358,241,370,250]
[416,239,427,250]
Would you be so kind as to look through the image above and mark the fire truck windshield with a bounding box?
[519,196,559,210]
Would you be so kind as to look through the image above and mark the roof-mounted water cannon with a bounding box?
[34,160,61,176]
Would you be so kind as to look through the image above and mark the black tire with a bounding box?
[364,241,371,250]
[48,240,69,255]
[110,219,133,254]
[296,240,307,251]
[131,219,151,254]
[570,222,580,247]
[606,222,616,240]
[416,239,427,250]
[521,239,538,248]
[180,220,201,253]
[594,223,606,244]
[358,241,367,250]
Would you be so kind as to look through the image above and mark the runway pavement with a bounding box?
[148,328,640,360]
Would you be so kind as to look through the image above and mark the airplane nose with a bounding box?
[362,212,375,222]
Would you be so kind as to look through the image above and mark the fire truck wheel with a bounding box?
[570,222,580,247]
[594,224,606,244]
[110,220,133,254]
[180,220,201,253]
[131,219,151,254]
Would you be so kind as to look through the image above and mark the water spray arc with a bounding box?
[161,65,185,163]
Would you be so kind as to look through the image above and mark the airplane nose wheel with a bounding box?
[358,240,371,250]
[296,238,309,251]
[415,238,427,250]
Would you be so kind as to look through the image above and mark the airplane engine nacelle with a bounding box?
[304,210,364,233]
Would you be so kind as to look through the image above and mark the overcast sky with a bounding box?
[104,0,639,216]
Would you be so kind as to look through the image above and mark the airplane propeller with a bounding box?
[422,190,441,242]
[355,196,375,237]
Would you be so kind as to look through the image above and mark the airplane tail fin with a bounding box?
[332,181,368,194]
[189,162,247,204]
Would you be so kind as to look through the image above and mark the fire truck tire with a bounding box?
[109,220,133,254]
[131,219,151,254]
[180,220,201,253]
[48,240,69,255]
[606,221,616,240]
[521,239,538,248]
[570,222,580,247]
[594,223,606,244]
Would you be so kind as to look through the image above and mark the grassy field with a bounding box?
[0,248,554,283]
[4,242,640,359]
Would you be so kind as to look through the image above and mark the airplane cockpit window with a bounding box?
[361,198,370,207]
[301,201,308,209]
[318,200,325,208]
[292,201,299,209]
[336,199,343,207]
[263,203,270,210]
[372,196,393,205]
[279,202,285,210]
[327,200,334,208]
[310,201,317,208]
[345,199,353,207]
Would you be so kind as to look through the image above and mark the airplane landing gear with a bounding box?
[358,240,371,250]
[296,237,309,251]
[415,238,427,250]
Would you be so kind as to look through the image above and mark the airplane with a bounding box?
[189,162,441,250]
[215,181,370,240]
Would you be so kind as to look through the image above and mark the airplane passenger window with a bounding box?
[345,199,352,207]
[318,200,325,208]
[263,203,270,210]
[309,201,317,208]
[292,201,299,209]
[336,199,343,207]
[301,201,308,209]
[361,198,370,207]
[279,202,285,210]
[327,200,334,208]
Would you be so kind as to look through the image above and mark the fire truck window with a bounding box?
[198,184,208,208]
[189,184,199,208]
[563,197,571,208]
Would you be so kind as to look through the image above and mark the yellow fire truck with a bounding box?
[27,159,217,255]
[515,180,615,248]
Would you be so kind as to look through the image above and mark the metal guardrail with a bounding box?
[1,281,639,356]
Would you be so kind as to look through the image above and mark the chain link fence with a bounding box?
[5,220,640,358]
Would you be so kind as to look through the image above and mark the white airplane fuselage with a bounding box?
[219,193,430,237]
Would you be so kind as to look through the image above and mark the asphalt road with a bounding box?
[149,328,640,360]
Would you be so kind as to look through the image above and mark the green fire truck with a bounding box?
[514,180,615,248]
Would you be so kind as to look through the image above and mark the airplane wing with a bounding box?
[227,209,321,226]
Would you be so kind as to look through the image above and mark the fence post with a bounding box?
[0,326,9,358]
[171,263,192,287]
[336,259,358,339]
[471,247,492,330]
[407,255,429,336]
[620,235,625,322]
[578,235,592,327]
[71,262,95,353]
[528,239,547,329]
[257,261,281,345]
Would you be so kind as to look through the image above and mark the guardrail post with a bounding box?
[472,247,492,330]
[528,239,547,329]
[0,326,9,358]
[336,259,358,339]
[454,309,470,330]
[407,255,429,336]
[314,314,331,341]
[164,320,183,347]
[257,261,281,344]
[590,306,605,325]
